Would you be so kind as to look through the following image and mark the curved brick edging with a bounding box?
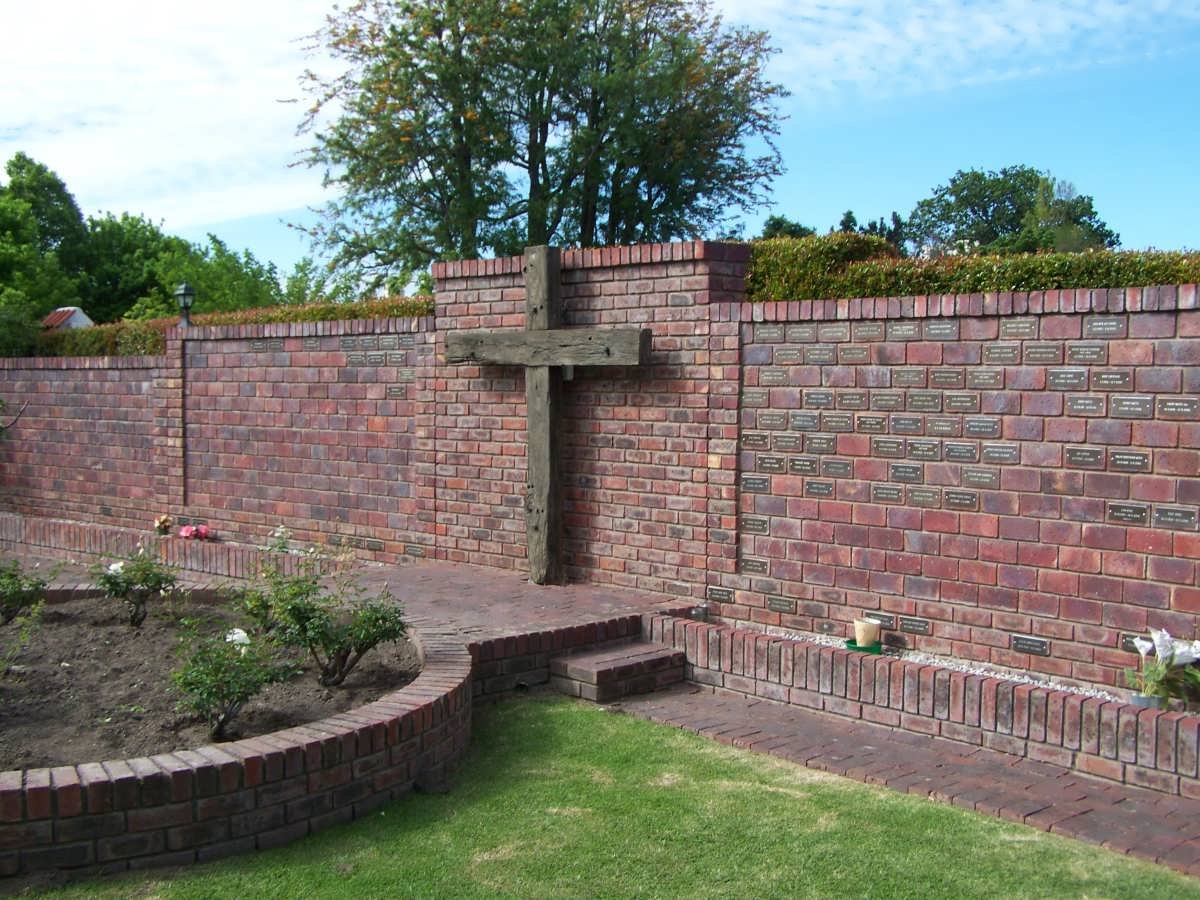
[646,613,1200,798]
[0,599,473,878]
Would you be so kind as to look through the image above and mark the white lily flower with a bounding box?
[1132,637,1154,660]
[1151,628,1175,662]
[107,561,125,575]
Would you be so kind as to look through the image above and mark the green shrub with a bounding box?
[172,626,297,740]
[1,599,42,682]
[25,295,434,359]
[0,558,49,625]
[238,559,323,637]
[747,239,1200,301]
[275,574,407,687]
[746,233,898,302]
[93,549,177,627]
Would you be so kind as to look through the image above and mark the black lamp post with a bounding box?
[174,283,195,327]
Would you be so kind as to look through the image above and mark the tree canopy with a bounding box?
[300,0,785,291]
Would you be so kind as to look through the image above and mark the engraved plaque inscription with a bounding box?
[1024,343,1063,365]
[805,345,837,365]
[982,443,1020,464]
[1107,502,1149,525]
[339,336,358,350]
[818,322,851,343]
[944,442,979,463]
[742,432,770,450]
[1154,506,1199,531]
[1067,343,1108,365]
[872,437,906,458]
[805,480,835,498]
[758,412,787,430]
[775,348,804,364]
[907,487,942,507]
[786,324,817,343]
[756,324,785,342]
[1158,397,1200,420]
[773,434,804,452]
[741,516,770,535]
[927,417,961,437]
[397,368,417,382]
[887,321,921,340]
[945,489,979,511]
[944,392,980,413]
[366,351,386,366]
[1000,318,1037,339]
[837,390,868,410]
[759,368,790,386]
[1085,316,1126,339]
[1109,450,1151,473]
[864,612,897,630]
[757,456,786,474]
[890,462,924,483]
[387,352,408,366]
[900,616,932,635]
[379,335,399,350]
[821,413,854,432]
[346,352,366,365]
[741,475,771,493]
[789,456,819,475]
[930,368,965,389]
[924,321,960,341]
[967,369,1004,390]
[908,391,943,413]
[1066,395,1105,416]
[893,368,927,388]
[767,596,796,615]
[822,458,853,478]
[1065,446,1105,469]
[839,345,870,364]
[891,415,924,435]
[805,389,835,409]
[302,337,320,351]
[871,484,903,503]
[964,417,1001,438]
[1110,395,1154,419]
[1048,369,1088,391]
[1011,635,1051,657]
[707,586,733,603]
[806,435,837,454]
[1092,370,1133,391]
[908,440,942,461]
[962,468,1000,489]
[397,334,416,348]
[790,412,820,431]
[856,415,887,434]
[742,389,769,407]
[871,392,904,411]
[740,557,770,575]
[983,344,1020,364]
[853,322,885,341]
[386,386,405,399]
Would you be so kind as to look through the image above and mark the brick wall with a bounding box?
[716,293,1200,689]
[0,248,1196,691]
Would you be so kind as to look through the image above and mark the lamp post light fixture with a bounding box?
[174,282,195,327]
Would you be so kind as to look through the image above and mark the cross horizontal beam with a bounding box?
[444,327,651,368]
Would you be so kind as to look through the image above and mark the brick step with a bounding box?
[551,641,684,702]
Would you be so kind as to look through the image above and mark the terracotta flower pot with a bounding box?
[854,619,880,647]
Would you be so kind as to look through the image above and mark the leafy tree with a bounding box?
[300,0,785,290]
[80,213,191,322]
[906,165,1118,256]
[0,192,79,323]
[759,214,815,240]
[0,152,89,278]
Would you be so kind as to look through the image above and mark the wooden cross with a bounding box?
[444,246,652,584]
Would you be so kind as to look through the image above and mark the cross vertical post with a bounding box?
[523,246,563,584]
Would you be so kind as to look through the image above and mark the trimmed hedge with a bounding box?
[746,235,1200,302]
[32,296,434,358]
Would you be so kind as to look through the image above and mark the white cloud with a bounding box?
[2,0,1196,242]
[712,0,1200,102]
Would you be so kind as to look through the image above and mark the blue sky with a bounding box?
[3,1,1199,277]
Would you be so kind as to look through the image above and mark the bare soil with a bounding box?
[0,592,420,771]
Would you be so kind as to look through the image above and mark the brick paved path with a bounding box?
[614,684,1200,877]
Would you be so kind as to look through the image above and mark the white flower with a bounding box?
[225,628,250,655]
[1132,637,1154,660]
[107,561,125,575]
[1149,628,1199,667]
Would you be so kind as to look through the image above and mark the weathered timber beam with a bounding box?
[444,327,652,368]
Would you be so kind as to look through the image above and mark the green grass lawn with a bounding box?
[35,694,1200,899]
